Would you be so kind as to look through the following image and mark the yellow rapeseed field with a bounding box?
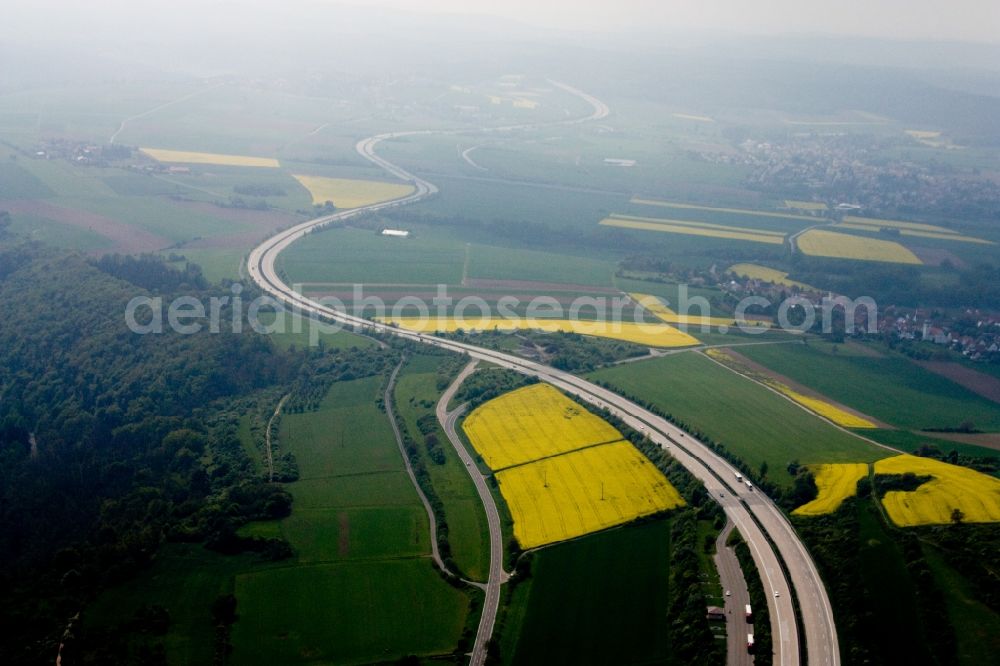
[793,463,871,516]
[770,386,878,429]
[630,293,764,329]
[875,454,1000,527]
[784,200,828,211]
[292,175,415,208]
[496,441,685,548]
[140,148,280,168]
[630,198,817,222]
[600,216,785,245]
[842,215,954,234]
[836,223,993,245]
[672,113,714,122]
[607,214,786,237]
[796,229,922,264]
[382,316,700,348]
[462,384,625,470]
[728,263,813,290]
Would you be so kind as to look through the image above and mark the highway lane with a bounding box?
[716,521,755,665]
[436,361,510,666]
[245,83,839,666]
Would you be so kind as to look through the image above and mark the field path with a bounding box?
[109,82,225,144]
[383,358,472,581]
[265,393,290,481]
[437,361,510,666]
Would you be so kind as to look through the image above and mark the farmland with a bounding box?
[631,292,769,328]
[773,386,878,428]
[792,463,870,516]
[702,348,879,428]
[836,219,993,244]
[462,384,622,470]
[230,375,475,664]
[232,559,470,666]
[728,263,813,290]
[496,441,683,548]
[140,148,281,168]
[499,518,674,664]
[462,384,682,548]
[796,228,922,264]
[291,175,416,208]
[785,200,828,211]
[392,354,490,580]
[842,215,956,234]
[630,197,818,223]
[740,343,1000,431]
[277,224,620,290]
[600,214,786,244]
[591,353,888,487]
[874,454,1000,527]
[384,315,701,348]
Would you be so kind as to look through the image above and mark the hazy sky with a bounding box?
[5,0,999,45]
[344,0,999,43]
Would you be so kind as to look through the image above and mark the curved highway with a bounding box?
[245,83,837,666]
[436,361,510,666]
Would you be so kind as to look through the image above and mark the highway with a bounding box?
[244,83,838,666]
[716,521,755,665]
[436,361,510,666]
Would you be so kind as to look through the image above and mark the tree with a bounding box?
[951,508,965,525]
[759,460,769,478]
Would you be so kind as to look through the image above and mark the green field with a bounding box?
[251,310,378,351]
[590,353,887,487]
[740,343,1000,431]
[6,211,113,251]
[854,502,938,664]
[84,544,266,666]
[279,223,619,290]
[231,376,473,663]
[499,519,673,665]
[863,429,1000,460]
[0,159,56,198]
[231,559,471,665]
[467,244,617,287]
[394,354,490,581]
[923,546,1000,663]
[279,225,467,285]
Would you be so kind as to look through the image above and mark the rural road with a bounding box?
[716,521,755,666]
[436,361,510,666]
[265,393,290,482]
[245,82,838,666]
[383,358,459,579]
